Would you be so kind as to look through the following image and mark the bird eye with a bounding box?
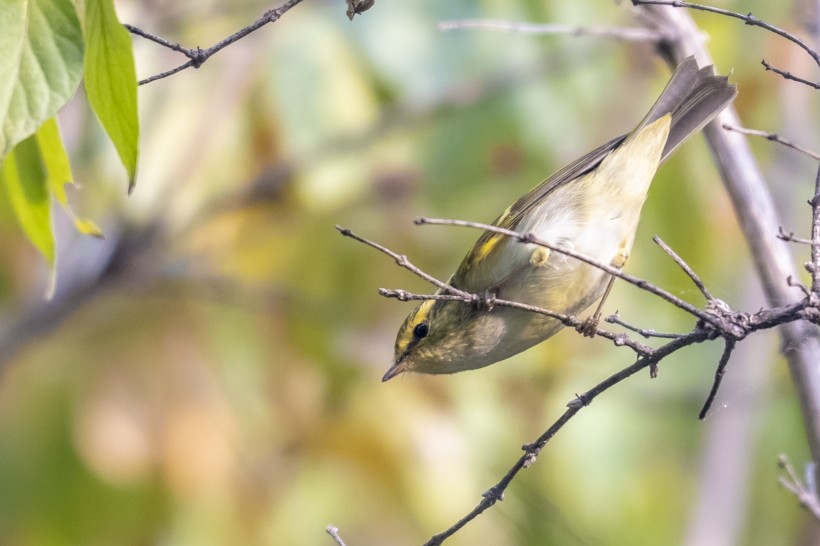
[413,322,429,339]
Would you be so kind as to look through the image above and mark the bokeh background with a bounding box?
[1,0,819,544]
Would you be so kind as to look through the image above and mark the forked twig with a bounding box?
[336,226,471,299]
[778,455,820,522]
[127,0,309,85]
[339,220,820,545]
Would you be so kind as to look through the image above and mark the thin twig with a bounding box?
[811,165,820,291]
[415,216,720,328]
[722,124,820,161]
[761,59,820,89]
[653,235,713,300]
[325,525,347,546]
[137,62,197,86]
[124,24,190,54]
[698,338,737,419]
[631,0,820,67]
[606,311,684,339]
[336,226,471,299]
[778,455,820,523]
[438,20,665,42]
[778,227,820,246]
[127,0,309,85]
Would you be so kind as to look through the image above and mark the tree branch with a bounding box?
[761,59,820,90]
[698,338,737,419]
[127,0,310,85]
[722,124,820,161]
[631,0,820,67]
[653,235,714,301]
[438,19,665,42]
[778,455,820,522]
[414,216,722,328]
[636,0,820,476]
[325,525,348,546]
[338,219,820,544]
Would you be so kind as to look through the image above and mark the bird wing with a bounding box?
[451,134,626,293]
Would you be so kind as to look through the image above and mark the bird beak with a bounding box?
[382,356,410,382]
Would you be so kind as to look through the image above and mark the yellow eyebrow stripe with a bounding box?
[415,299,434,323]
[396,300,435,355]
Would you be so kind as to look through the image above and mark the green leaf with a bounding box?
[36,116,105,238]
[1,134,54,265]
[72,217,103,237]
[35,117,72,204]
[0,0,84,161]
[83,0,139,192]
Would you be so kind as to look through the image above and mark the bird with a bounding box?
[383,57,737,381]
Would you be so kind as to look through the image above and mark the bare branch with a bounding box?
[438,20,665,42]
[812,165,820,291]
[722,124,820,160]
[637,0,820,474]
[653,235,713,300]
[123,24,190,54]
[761,59,820,89]
[335,226,471,299]
[127,0,309,85]
[777,227,820,246]
[778,455,820,522]
[415,216,720,327]
[325,525,347,546]
[340,219,819,545]
[606,311,684,339]
[698,338,737,419]
[631,0,820,67]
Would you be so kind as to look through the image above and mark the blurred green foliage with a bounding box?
[0,0,817,545]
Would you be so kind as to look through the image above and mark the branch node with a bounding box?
[522,449,539,468]
[567,393,589,409]
[481,486,505,503]
[189,47,207,68]
[704,298,748,340]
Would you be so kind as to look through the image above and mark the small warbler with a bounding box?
[385,57,736,381]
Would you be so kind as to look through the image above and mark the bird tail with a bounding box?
[634,56,737,162]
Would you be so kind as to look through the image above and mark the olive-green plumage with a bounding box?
[386,57,737,381]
